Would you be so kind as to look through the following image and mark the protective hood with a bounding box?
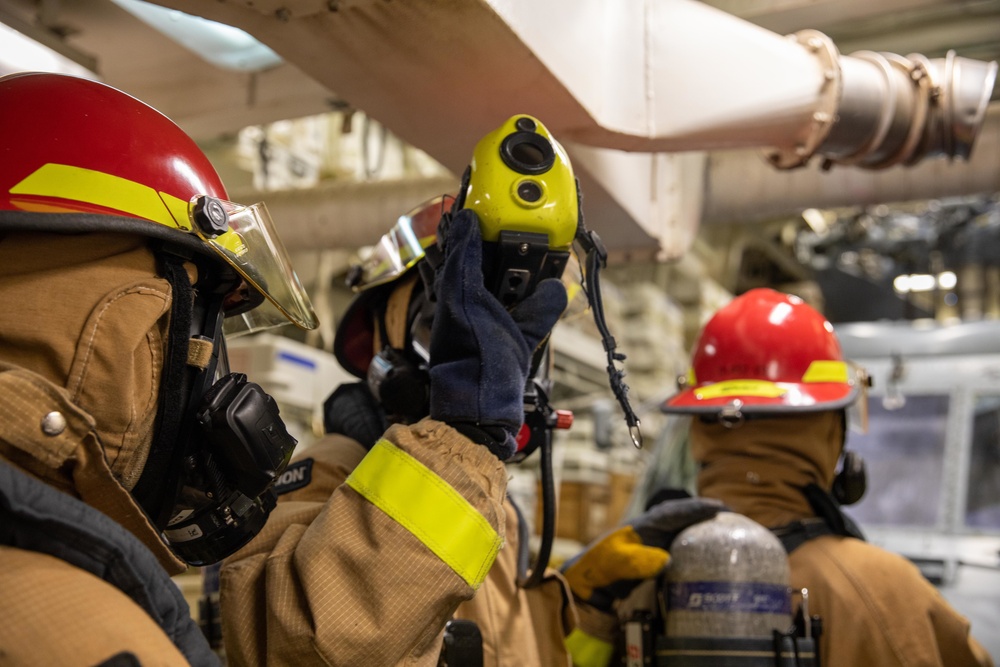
[690,412,843,529]
[0,231,179,494]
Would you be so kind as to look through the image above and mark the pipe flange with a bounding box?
[941,49,958,158]
[865,53,932,169]
[903,53,938,166]
[830,51,899,166]
[763,29,842,170]
[832,50,932,169]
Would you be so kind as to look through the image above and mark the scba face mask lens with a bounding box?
[162,372,297,565]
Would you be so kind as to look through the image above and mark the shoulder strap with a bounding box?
[772,483,867,554]
[771,518,835,554]
[801,482,866,541]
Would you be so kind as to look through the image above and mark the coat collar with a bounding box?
[0,363,187,574]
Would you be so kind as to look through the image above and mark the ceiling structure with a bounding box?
[2,0,999,337]
[1,0,997,258]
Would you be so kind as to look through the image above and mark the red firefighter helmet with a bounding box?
[0,72,227,216]
[662,288,864,417]
[0,71,315,334]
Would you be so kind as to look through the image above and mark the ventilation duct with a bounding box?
[150,0,999,256]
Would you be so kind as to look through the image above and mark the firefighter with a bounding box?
[220,190,576,664]
[0,72,554,666]
[655,288,993,667]
[253,194,721,667]
[227,194,576,665]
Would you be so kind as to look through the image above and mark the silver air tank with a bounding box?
[666,511,791,636]
[657,512,815,666]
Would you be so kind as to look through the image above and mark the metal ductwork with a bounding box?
[152,0,998,170]
[465,0,998,171]
[148,0,999,256]
[765,31,998,170]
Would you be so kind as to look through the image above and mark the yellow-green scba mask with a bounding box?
[464,115,579,251]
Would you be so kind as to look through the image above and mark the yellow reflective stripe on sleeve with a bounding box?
[802,360,849,383]
[346,439,501,589]
[10,163,187,228]
[565,628,614,667]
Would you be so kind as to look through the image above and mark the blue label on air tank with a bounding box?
[667,581,791,614]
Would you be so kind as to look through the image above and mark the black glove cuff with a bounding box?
[323,382,389,451]
[448,423,515,460]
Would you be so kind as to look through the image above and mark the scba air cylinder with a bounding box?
[657,512,815,666]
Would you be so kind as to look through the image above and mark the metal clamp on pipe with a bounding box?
[765,29,997,171]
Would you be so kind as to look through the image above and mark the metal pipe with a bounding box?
[703,104,1000,226]
[765,30,998,170]
[149,0,1000,257]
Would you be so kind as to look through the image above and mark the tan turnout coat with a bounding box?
[221,432,577,666]
[0,234,569,666]
[690,413,994,667]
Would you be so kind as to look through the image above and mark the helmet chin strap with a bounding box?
[136,248,300,566]
[131,251,200,525]
[133,247,235,528]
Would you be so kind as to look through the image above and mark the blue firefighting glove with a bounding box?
[562,497,724,612]
[429,208,567,460]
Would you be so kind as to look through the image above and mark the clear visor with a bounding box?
[846,363,871,434]
[189,198,318,336]
[353,195,450,292]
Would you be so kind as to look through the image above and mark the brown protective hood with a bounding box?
[334,272,421,379]
[0,231,175,490]
[690,412,843,528]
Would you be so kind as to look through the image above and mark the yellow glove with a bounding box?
[562,497,723,611]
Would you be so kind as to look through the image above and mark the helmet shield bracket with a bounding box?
[188,197,317,336]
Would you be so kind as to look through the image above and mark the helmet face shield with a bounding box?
[351,195,450,292]
[190,198,318,336]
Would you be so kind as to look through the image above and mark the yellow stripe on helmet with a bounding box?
[10,163,192,229]
[801,360,849,383]
[695,379,788,400]
[690,361,849,401]
[346,439,502,589]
